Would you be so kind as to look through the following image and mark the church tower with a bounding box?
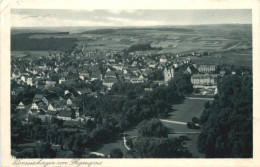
[164,67,175,82]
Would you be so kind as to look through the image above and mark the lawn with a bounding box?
[169,98,207,122]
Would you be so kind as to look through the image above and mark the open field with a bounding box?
[12,51,52,60]
[12,25,252,59]
[190,49,252,66]
[169,98,207,122]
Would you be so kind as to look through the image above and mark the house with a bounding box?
[112,65,123,71]
[26,78,33,86]
[103,78,117,90]
[79,72,89,80]
[46,110,58,118]
[124,73,132,80]
[138,74,147,82]
[172,61,179,68]
[144,88,153,92]
[148,61,157,68]
[16,102,25,110]
[67,99,73,106]
[37,102,48,111]
[160,55,167,64]
[91,72,102,81]
[57,109,72,121]
[105,71,116,79]
[76,88,91,95]
[21,76,26,82]
[45,81,56,89]
[33,94,44,103]
[54,67,59,73]
[108,58,116,63]
[31,102,39,110]
[53,100,66,111]
[130,77,144,83]
[59,78,66,84]
[48,104,56,111]
[64,90,70,95]
[219,70,226,77]
[153,80,167,86]
[42,97,49,105]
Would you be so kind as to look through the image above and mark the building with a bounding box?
[59,78,66,84]
[16,102,25,110]
[45,81,56,89]
[79,72,89,80]
[164,67,175,82]
[103,78,117,90]
[33,94,44,103]
[198,65,217,73]
[191,74,218,86]
[31,102,39,110]
[160,55,167,63]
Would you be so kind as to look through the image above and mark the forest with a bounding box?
[11,33,77,52]
[197,74,252,158]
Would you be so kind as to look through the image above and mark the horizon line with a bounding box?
[11,23,252,29]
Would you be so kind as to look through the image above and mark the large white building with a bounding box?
[198,65,217,73]
[191,74,218,86]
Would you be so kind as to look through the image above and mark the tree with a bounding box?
[71,109,76,119]
[197,74,252,158]
[72,135,84,157]
[133,137,192,158]
[137,119,168,138]
[110,148,123,158]
[37,142,56,158]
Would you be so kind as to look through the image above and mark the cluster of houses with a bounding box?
[16,89,93,122]
[11,49,196,121]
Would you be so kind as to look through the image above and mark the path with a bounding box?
[123,132,131,151]
[185,97,214,101]
[159,119,187,125]
[89,152,105,157]
[224,42,241,51]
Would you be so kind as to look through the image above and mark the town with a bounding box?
[10,23,252,158]
[12,48,230,122]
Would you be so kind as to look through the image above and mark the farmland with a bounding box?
[12,24,252,57]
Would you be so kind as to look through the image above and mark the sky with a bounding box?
[11,9,252,27]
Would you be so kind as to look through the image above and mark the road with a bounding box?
[159,119,187,125]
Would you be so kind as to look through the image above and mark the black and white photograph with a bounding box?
[1,0,259,165]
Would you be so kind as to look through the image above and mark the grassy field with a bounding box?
[162,98,207,158]
[169,98,207,122]
[190,49,252,66]
[12,51,51,59]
